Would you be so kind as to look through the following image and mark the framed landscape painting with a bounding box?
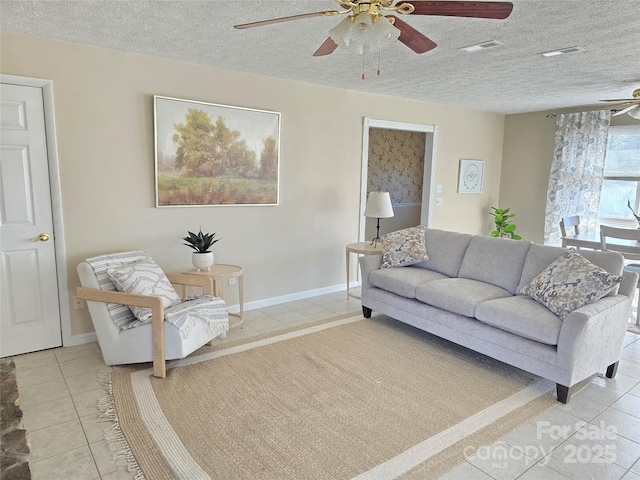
[154,96,280,206]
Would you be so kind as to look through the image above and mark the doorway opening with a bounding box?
[359,118,438,242]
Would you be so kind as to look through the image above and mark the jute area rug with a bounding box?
[104,312,557,480]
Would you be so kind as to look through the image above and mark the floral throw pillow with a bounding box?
[107,257,181,323]
[521,249,623,320]
[381,225,429,269]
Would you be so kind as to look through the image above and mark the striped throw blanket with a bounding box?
[84,251,228,339]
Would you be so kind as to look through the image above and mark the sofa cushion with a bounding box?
[516,243,625,296]
[413,229,473,277]
[475,296,563,346]
[370,267,448,299]
[381,225,430,269]
[521,250,623,320]
[457,236,532,294]
[415,278,512,318]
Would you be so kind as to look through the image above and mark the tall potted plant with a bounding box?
[183,228,220,271]
[490,207,522,240]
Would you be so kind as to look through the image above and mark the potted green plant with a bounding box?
[183,228,220,271]
[490,207,522,240]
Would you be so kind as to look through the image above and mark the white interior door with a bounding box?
[1,83,62,357]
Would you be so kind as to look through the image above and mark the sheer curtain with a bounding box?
[543,110,611,246]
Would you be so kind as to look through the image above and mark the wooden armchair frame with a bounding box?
[76,274,214,378]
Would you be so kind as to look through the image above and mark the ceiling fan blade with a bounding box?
[387,15,437,53]
[234,11,340,29]
[599,98,638,102]
[397,1,513,19]
[612,105,638,116]
[313,37,339,56]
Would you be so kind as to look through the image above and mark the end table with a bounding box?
[346,241,382,299]
[181,264,244,329]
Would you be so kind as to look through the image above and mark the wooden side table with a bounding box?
[182,264,244,329]
[346,242,382,299]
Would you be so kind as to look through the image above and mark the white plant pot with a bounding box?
[192,252,214,271]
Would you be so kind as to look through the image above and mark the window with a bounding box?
[597,124,640,227]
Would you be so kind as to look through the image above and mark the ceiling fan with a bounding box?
[600,88,640,120]
[234,1,514,57]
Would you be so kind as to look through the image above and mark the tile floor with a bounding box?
[11,290,640,480]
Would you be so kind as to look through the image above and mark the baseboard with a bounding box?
[226,282,357,313]
[68,283,357,343]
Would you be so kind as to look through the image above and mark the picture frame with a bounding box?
[154,95,280,207]
[457,159,484,194]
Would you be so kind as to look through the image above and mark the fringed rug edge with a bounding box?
[98,372,147,480]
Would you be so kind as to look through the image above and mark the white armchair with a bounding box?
[76,251,229,378]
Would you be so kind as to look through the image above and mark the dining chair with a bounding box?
[600,226,640,326]
[560,216,581,247]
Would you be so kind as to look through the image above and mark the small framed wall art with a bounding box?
[457,159,484,194]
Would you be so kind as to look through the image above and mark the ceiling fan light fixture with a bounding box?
[329,15,357,49]
[329,12,400,54]
[370,15,401,50]
[350,12,375,46]
[628,106,640,120]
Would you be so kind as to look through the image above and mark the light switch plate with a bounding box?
[436,184,443,193]
[435,197,444,207]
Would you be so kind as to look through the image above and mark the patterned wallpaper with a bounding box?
[367,128,426,204]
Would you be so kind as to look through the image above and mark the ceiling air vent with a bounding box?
[540,46,585,57]
[458,40,504,52]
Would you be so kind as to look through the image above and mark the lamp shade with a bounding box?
[364,192,394,218]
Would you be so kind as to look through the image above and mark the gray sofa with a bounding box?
[359,228,638,403]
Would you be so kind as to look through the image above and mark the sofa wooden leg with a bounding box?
[606,361,619,379]
[362,306,372,318]
[556,384,572,404]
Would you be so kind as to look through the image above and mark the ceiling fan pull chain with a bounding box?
[362,49,366,80]
[377,49,381,76]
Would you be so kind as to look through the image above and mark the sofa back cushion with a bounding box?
[413,229,473,277]
[516,243,625,295]
[457,236,532,294]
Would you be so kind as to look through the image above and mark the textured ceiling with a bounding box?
[1,0,639,114]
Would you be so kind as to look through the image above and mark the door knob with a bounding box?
[30,233,50,242]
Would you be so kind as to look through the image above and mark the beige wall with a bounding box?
[500,110,640,244]
[1,32,505,336]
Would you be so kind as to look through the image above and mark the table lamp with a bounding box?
[364,191,394,247]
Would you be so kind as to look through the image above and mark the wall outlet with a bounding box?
[435,197,444,207]
[73,296,85,310]
[436,184,443,193]
[228,277,237,285]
